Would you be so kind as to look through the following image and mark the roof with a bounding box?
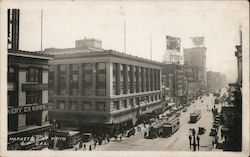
[46,49,163,66]
[8,49,54,60]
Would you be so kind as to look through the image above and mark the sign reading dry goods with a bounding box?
[8,103,48,115]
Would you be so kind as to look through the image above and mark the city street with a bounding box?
[94,94,219,151]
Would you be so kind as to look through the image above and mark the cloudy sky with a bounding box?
[14,1,248,82]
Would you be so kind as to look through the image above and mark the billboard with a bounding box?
[190,36,205,47]
[166,35,181,52]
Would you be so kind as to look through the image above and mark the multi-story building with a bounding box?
[8,50,53,150]
[162,63,188,105]
[183,47,207,90]
[207,71,227,91]
[220,29,242,151]
[45,39,162,135]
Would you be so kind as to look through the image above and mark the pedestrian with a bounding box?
[193,135,196,151]
[119,135,122,141]
[89,145,92,151]
[79,141,83,149]
[196,135,200,151]
[94,140,96,149]
[83,144,86,150]
[189,134,192,150]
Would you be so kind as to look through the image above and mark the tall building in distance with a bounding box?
[44,38,162,135]
[163,35,183,65]
[183,37,207,91]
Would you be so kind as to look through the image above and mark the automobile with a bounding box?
[183,108,187,112]
[126,128,135,137]
[82,133,92,142]
[175,111,181,117]
[198,127,206,135]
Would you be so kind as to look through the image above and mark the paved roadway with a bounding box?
[94,93,219,151]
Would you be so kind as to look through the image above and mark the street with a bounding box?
[93,93,219,151]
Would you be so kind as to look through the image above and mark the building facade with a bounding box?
[183,47,207,90]
[46,45,162,134]
[220,29,242,151]
[8,50,53,150]
[207,71,227,91]
[162,64,188,105]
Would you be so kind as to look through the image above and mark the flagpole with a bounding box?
[41,9,43,51]
[124,19,126,53]
[150,33,152,60]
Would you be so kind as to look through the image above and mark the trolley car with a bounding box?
[162,118,180,137]
[189,110,201,123]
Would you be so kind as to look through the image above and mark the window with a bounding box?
[83,101,92,111]
[48,66,54,94]
[98,74,106,82]
[84,74,92,82]
[97,88,106,96]
[26,67,42,83]
[70,64,79,95]
[26,91,42,105]
[114,101,120,110]
[96,102,106,112]
[58,65,66,95]
[83,64,92,96]
[96,62,106,96]
[57,101,65,110]
[113,63,118,95]
[130,98,134,106]
[48,100,55,110]
[8,91,16,107]
[69,101,78,110]
[26,112,40,126]
[123,99,127,108]
[136,97,140,105]
[97,62,106,70]
[8,66,16,82]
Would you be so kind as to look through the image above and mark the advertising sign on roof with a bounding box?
[166,35,181,52]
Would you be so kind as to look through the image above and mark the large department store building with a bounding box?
[45,39,163,134]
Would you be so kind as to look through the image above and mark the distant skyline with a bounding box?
[14,1,248,82]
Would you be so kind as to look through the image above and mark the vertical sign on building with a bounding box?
[8,9,20,50]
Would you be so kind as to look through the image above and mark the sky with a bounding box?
[16,1,248,82]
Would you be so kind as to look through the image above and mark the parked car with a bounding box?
[183,108,187,112]
[126,128,135,137]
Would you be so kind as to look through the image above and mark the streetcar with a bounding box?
[162,118,180,137]
[48,130,82,150]
[189,109,201,123]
